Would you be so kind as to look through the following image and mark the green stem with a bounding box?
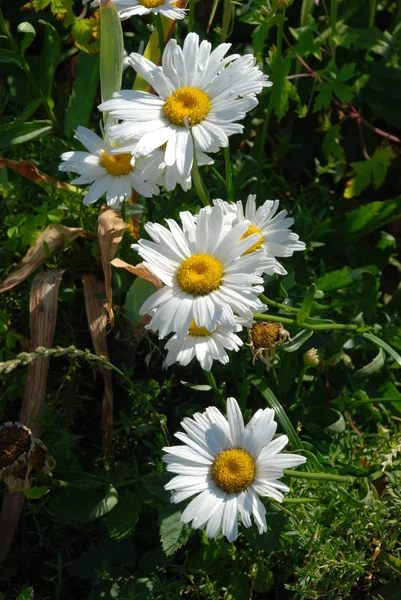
[294,364,309,403]
[224,146,234,202]
[283,497,321,504]
[330,0,338,58]
[284,469,356,483]
[368,0,376,28]
[191,137,211,206]
[154,13,165,53]
[188,0,195,32]
[203,370,225,404]
[258,10,285,165]
[260,294,300,314]
[0,9,63,137]
[253,312,360,332]
[220,0,233,42]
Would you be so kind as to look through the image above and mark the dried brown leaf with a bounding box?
[0,158,79,193]
[110,258,163,289]
[0,225,83,293]
[20,269,65,434]
[82,275,113,451]
[0,269,64,564]
[98,206,129,325]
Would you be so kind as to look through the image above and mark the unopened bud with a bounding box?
[272,0,294,11]
[303,348,320,368]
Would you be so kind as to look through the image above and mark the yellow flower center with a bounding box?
[163,87,211,127]
[100,152,133,176]
[176,253,224,296]
[240,225,264,255]
[188,319,212,337]
[139,0,164,6]
[212,448,256,494]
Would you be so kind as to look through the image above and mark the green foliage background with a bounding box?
[1,0,401,598]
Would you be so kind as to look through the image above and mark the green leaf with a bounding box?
[354,348,385,378]
[159,510,191,556]
[180,381,211,391]
[0,120,52,149]
[322,124,345,162]
[71,18,101,54]
[362,332,401,367]
[380,551,401,574]
[300,0,315,27]
[344,147,395,198]
[24,486,51,499]
[18,22,36,54]
[89,486,118,520]
[100,0,124,115]
[297,283,316,323]
[106,492,140,541]
[124,277,155,325]
[251,378,303,450]
[64,52,100,137]
[16,589,34,600]
[0,49,24,68]
[281,329,313,352]
[0,99,42,133]
[39,20,61,99]
[268,50,292,121]
[315,266,373,292]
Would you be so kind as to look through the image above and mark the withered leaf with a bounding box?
[0,224,83,293]
[110,258,163,289]
[98,206,129,325]
[0,158,79,193]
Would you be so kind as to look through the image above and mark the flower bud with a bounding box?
[303,348,320,368]
[272,0,294,11]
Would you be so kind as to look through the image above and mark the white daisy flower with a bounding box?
[164,320,243,371]
[163,397,306,542]
[83,0,186,21]
[59,126,163,208]
[214,195,306,274]
[134,204,281,339]
[98,33,271,185]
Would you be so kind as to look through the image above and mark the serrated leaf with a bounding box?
[160,511,190,556]
[18,22,36,54]
[322,124,345,162]
[71,17,100,54]
[344,147,395,198]
[89,487,118,520]
[106,492,140,541]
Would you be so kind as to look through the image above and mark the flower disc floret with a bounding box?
[163,87,211,127]
[100,152,133,176]
[188,320,212,337]
[212,448,256,493]
[176,254,224,296]
[140,0,164,7]
[240,225,263,255]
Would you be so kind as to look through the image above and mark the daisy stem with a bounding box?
[258,10,285,165]
[253,312,360,332]
[283,469,356,484]
[203,370,225,405]
[188,0,196,32]
[260,294,300,314]
[191,141,211,206]
[224,146,234,202]
[155,14,165,54]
